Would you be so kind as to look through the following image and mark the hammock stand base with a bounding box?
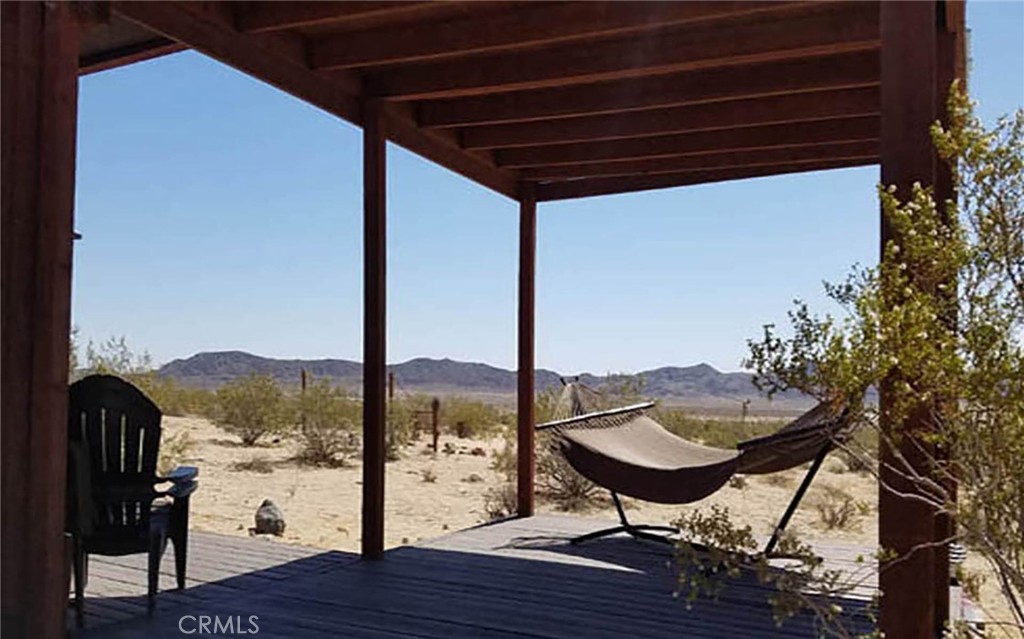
[569,492,679,546]
[570,444,833,557]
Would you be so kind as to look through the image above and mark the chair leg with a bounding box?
[147,532,165,614]
[172,497,190,590]
[71,540,86,628]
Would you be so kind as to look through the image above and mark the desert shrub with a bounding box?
[483,483,517,520]
[133,374,216,418]
[296,379,360,466]
[728,475,748,490]
[443,397,505,439]
[761,472,795,488]
[420,468,438,483]
[215,374,291,446]
[813,486,867,531]
[158,431,194,475]
[386,395,429,461]
[231,456,274,474]
[656,408,782,449]
[536,432,602,512]
[490,426,517,481]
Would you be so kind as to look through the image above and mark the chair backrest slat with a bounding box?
[68,375,163,540]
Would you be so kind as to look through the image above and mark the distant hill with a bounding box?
[158,351,814,413]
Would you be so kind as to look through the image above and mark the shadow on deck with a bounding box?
[72,516,875,639]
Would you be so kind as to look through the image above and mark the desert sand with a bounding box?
[165,415,1013,633]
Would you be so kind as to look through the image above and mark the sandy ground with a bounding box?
[166,416,1015,633]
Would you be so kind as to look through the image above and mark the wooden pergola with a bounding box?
[1,2,965,638]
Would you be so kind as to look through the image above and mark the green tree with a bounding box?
[740,85,1023,633]
[215,374,291,446]
[672,86,1022,636]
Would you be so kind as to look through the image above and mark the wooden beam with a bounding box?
[236,1,435,34]
[878,2,942,638]
[535,159,873,201]
[113,1,362,118]
[418,50,880,128]
[516,184,536,518]
[373,2,879,100]
[523,141,879,181]
[79,36,186,75]
[462,86,880,150]
[311,1,803,70]
[1,3,79,637]
[361,99,387,560]
[930,0,964,630]
[496,116,879,168]
[111,1,519,200]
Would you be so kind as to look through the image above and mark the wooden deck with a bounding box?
[73,515,875,638]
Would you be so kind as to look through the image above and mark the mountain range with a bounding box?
[158,351,814,413]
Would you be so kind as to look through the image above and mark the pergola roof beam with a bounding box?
[461,86,880,150]
[372,2,879,100]
[496,116,880,168]
[534,159,875,201]
[416,50,880,129]
[523,140,880,181]
[236,1,437,34]
[112,1,519,199]
[310,1,804,71]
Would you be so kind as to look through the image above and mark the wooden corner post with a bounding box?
[361,99,387,560]
[0,2,80,637]
[879,2,963,637]
[516,183,537,517]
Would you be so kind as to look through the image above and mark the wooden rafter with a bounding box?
[496,116,880,168]
[235,1,437,34]
[534,159,874,201]
[372,2,879,100]
[310,1,804,70]
[79,37,186,75]
[417,50,880,128]
[461,86,880,150]
[523,141,879,181]
[111,0,519,199]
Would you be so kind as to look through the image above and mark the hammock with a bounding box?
[538,381,852,549]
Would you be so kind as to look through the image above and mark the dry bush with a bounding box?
[158,431,194,475]
[728,475,748,490]
[483,483,517,520]
[215,374,291,446]
[231,456,274,474]
[761,473,795,488]
[296,379,360,467]
[420,468,438,483]
[656,408,782,449]
[537,434,602,512]
[813,486,867,531]
[443,397,505,439]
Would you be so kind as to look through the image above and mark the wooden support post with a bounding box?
[516,184,537,517]
[0,3,80,637]
[361,99,387,560]
[388,371,395,402]
[431,397,440,453]
[879,2,962,636]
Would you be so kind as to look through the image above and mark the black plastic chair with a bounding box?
[66,374,198,626]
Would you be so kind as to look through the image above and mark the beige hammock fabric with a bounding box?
[540,386,849,505]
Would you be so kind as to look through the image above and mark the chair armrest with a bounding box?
[157,466,199,484]
[165,479,198,500]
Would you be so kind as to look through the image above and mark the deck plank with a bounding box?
[73,515,877,638]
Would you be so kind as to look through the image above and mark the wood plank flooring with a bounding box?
[73,515,876,638]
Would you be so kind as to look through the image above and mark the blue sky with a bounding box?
[73,3,1024,374]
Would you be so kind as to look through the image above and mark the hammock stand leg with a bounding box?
[762,443,833,556]
[570,492,679,545]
